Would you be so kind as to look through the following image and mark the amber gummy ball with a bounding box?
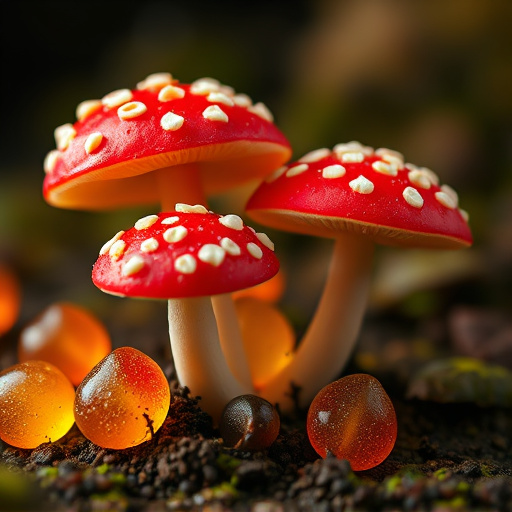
[0,361,75,449]
[307,374,397,471]
[0,264,21,337]
[219,394,280,451]
[234,297,295,390]
[18,302,112,386]
[74,347,170,449]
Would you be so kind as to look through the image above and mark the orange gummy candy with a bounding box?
[0,361,75,449]
[0,264,21,337]
[307,374,397,471]
[18,302,112,386]
[234,297,295,390]
[74,347,170,449]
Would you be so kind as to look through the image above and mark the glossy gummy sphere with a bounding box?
[307,374,397,471]
[234,297,295,390]
[0,361,75,449]
[219,394,280,451]
[18,302,112,386]
[74,347,170,449]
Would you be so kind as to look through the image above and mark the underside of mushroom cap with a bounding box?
[43,74,291,210]
[92,206,279,299]
[246,143,472,249]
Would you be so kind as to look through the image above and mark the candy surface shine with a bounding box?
[307,374,397,471]
[0,264,21,337]
[0,361,75,449]
[19,302,112,386]
[74,347,170,449]
[234,297,295,390]
[219,394,280,451]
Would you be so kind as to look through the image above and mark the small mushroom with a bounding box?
[246,142,472,411]
[92,205,279,421]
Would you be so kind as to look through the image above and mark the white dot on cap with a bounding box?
[100,231,125,255]
[134,215,159,230]
[202,105,229,122]
[219,214,244,230]
[298,148,331,163]
[256,232,274,251]
[158,85,185,102]
[247,243,263,259]
[285,163,309,178]
[175,203,208,214]
[163,226,188,243]
[102,89,133,109]
[122,255,145,276]
[84,132,103,154]
[349,175,374,194]
[322,164,346,179]
[141,238,159,253]
[403,187,424,208]
[220,237,241,256]
[175,254,197,274]
[198,244,226,267]
[161,112,184,131]
[435,191,457,209]
[117,101,147,120]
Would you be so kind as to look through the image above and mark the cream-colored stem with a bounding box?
[168,297,252,422]
[212,294,254,390]
[259,234,374,412]
[157,165,207,211]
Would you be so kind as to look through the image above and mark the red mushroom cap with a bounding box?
[92,205,279,299]
[246,143,472,249]
[43,73,291,210]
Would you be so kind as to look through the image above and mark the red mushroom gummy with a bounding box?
[43,72,291,211]
[92,205,279,421]
[307,374,397,471]
[247,142,472,412]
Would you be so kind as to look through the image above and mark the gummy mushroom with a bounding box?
[43,72,291,211]
[246,142,472,412]
[42,72,291,388]
[92,205,279,421]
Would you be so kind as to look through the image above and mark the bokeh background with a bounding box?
[1,0,512,370]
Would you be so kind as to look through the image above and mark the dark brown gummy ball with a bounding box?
[219,394,280,451]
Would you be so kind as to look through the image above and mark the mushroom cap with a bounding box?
[246,143,472,249]
[43,73,291,210]
[92,205,279,299]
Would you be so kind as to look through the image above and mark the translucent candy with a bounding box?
[0,361,75,449]
[307,374,397,471]
[234,297,295,390]
[18,302,112,386]
[219,394,280,451]
[74,347,171,449]
[0,264,21,337]
[233,269,285,303]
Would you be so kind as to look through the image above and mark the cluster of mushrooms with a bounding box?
[43,73,472,422]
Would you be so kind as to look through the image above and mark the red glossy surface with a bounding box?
[307,374,397,471]
[18,302,112,386]
[246,147,472,249]
[219,394,280,451]
[74,347,170,449]
[92,211,279,299]
[43,77,291,210]
[0,361,75,449]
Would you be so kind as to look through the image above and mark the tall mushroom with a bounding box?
[42,72,291,388]
[92,205,279,421]
[246,142,472,412]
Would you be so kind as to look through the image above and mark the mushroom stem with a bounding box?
[167,296,252,422]
[157,165,207,211]
[259,233,374,412]
[212,294,254,390]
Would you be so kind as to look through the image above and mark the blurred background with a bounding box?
[1,0,512,376]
